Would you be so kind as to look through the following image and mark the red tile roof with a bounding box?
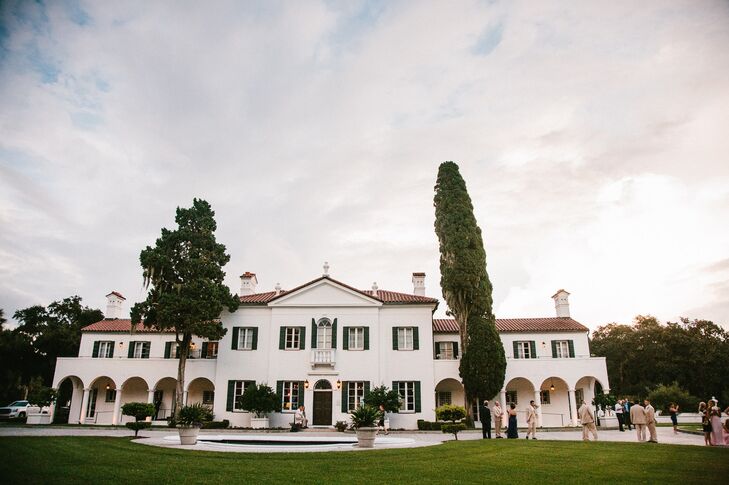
[239,276,438,305]
[105,291,126,300]
[81,319,174,333]
[433,317,588,333]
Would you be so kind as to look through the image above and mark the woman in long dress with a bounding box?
[708,400,724,446]
[507,403,518,439]
[699,402,711,446]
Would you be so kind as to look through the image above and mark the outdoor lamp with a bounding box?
[106,384,110,390]
[550,380,555,392]
[304,380,310,389]
[336,380,342,390]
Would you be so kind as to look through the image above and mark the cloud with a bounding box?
[1,0,728,330]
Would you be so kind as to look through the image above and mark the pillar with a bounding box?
[183,391,188,406]
[146,390,155,422]
[78,388,90,425]
[112,388,122,426]
[534,390,543,427]
[568,389,578,426]
[499,389,506,411]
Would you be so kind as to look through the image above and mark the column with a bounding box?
[183,391,189,406]
[499,389,506,411]
[78,388,90,425]
[112,388,122,426]
[568,389,578,426]
[534,390,543,427]
[146,390,155,422]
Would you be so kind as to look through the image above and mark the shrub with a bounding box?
[441,423,467,440]
[125,421,151,437]
[435,404,466,423]
[202,420,230,429]
[646,382,699,413]
[334,421,349,432]
[238,383,280,418]
[417,420,443,431]
[350,405,380,429]
[27,385,57,407]
[363,386,401,413]
[121,402,156,422]
[177,403,213,427]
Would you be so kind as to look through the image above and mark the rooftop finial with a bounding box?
[323,261,330,276]
[371,282,378,295]
[274,282,282,296]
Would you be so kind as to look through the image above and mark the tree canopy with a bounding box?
[433,161,505,404]
[130,198,238,416]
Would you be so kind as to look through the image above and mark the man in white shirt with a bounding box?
[630,400,647,442]
[294,405,308,430]
[578,400,598,441]
[644,399,658,443]
[525,400,539,439]
[614,400,625,432]
[493,401,504,438]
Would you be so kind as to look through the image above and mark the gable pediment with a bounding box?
[269,279,382,307]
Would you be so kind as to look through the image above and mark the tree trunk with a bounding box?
[175,334,192,418]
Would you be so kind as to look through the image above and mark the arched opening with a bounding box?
[575,376,603,409]
[434,378,464,408]
[312,379,332,426]
[187,377,215,408]
[119,377,149,424]
[317,318,333,349]
[152,377,178,420]
[87,376,117,425]
[53,376,83,424]
[538,377,571,427]
[505,377,536,426]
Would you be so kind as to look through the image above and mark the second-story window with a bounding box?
[513,341,536,359]
[286,327,300,350]
[348,327,364,350]
[435,341,458,360]
[551,339,575,358]
[398,328,414,350]
[93,340,114,358]
[129,341,150,359]
[232,327,258,351]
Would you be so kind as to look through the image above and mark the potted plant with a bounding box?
[350,405,380,448]
[239,383,279,429]
[121,402,155,438]
[176,403,213,445]
[436,404,467,440]
[26,386,56,425]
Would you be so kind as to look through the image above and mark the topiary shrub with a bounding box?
[238,383,279,418]
[436,404,467,440]
[441,423,467,439]
[121,402,156,438]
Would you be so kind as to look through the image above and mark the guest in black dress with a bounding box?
[507,403,518,439]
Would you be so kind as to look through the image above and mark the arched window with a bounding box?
[317,318,332,349]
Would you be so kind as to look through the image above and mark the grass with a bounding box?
[1,437,727,484]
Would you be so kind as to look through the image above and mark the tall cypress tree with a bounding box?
[434,161,506,405]
[131,199,239,417]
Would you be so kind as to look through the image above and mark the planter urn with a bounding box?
[355,427,378,448]
[250,417,270,429]
[178,426,201,445]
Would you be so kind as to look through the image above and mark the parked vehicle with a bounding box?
[0,401,30,420]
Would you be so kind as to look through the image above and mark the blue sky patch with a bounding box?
[472,22,503,56]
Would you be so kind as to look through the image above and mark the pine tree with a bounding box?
[131,199,239,417]
[434,162,506,405]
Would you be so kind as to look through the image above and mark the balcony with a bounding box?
[310,349,336,368]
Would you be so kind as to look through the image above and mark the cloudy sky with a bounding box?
[1,0,728,330]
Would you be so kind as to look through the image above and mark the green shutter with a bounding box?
[341,381,349,412]
[279,327,286,350]
[513,341,519,358]
[415,382,421,412]
[108,341,114,358]
[252,328,258,350]
[276,381,284,410]
[413,327,419,350]
[128,341,135,358]
[453,341,459,358]
[92,341,100,358]
[226,381,235,411]
[299,326,305,350]
[142,342,150,359]
[164,342,172,359]
[311,319,317,349]
[231,327,239,350]
[530,341,537,358]
[297,381,305,408]
[392,381,399,413]
[332,318,337,349]
[343,327,349,350]
[364,327,369,350]
[201,342,209,358]
[568,340,575,358]
[392,327,399,350]
[434,341,440,359]
[364,381,370,397]
[551,340,557,358]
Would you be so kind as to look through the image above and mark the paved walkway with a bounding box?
[0,425,713,450]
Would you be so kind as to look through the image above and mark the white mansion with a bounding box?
[52,270,609,429]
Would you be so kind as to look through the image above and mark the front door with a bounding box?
[313,391,332,425]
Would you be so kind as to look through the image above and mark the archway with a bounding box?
[504,377,536,426]
[187,377,215,407]
[434,378,465,408]
[86,376,117,425]
[53,376,83,424]
[152,377,177,420]
[312,379,332,426]
[538,377,571,427]
[119,377,150,424]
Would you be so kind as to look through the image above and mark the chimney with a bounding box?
[552,289,571,318]
[240,272,258,296]
[274,282,282,296]
[105,291,126,319]
[371,282,379,296]
[412,272,426,296]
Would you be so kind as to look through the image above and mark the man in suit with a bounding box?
[630,400,647,442]
[614,400,625,432]
[644,399,658,443]
[493,401,504,438]
[623,399,633,430]
[479,400,492,439]
[525,400,539,439]
[578,400,598,441]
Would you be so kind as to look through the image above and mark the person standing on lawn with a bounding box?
[507,403,519,439]
[630,400,647,442]
[615,400,625,432]
[525,400,538,439]
[578,400,598,441]
[479,400,492,439]
[493,401,504,438]
[699,402,712,446]
[644,399,658,443]
[709,399,724,445]
[668,402,679,434]
[623,399,633,430]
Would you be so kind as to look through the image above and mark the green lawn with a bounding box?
[1,437,726,484]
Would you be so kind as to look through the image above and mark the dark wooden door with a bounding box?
[313,391,332,425]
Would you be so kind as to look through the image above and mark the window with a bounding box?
[506,390,518,405]
[93,340,114,358]
[437,342,456,360]
[281,381,302,411]
[238,328,255,350]
[317,320,332,349]
[129,341,150,359]
[87,389,98,417]
[105,389,116,403]
[202,391,215,405]
[285,327,301,350]
[203,341,219,358]
[540,390,551,405]
[398,382,416,412]
[575,389,584,406]
[437,391,452,407]
[398,328,414,350]
[348,327,364,350]
[551,339,574,358]
[514,341,535,359]
[347,381,365,411]
[232,381,253,411]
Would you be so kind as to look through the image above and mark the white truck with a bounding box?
[0,400,30,420]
